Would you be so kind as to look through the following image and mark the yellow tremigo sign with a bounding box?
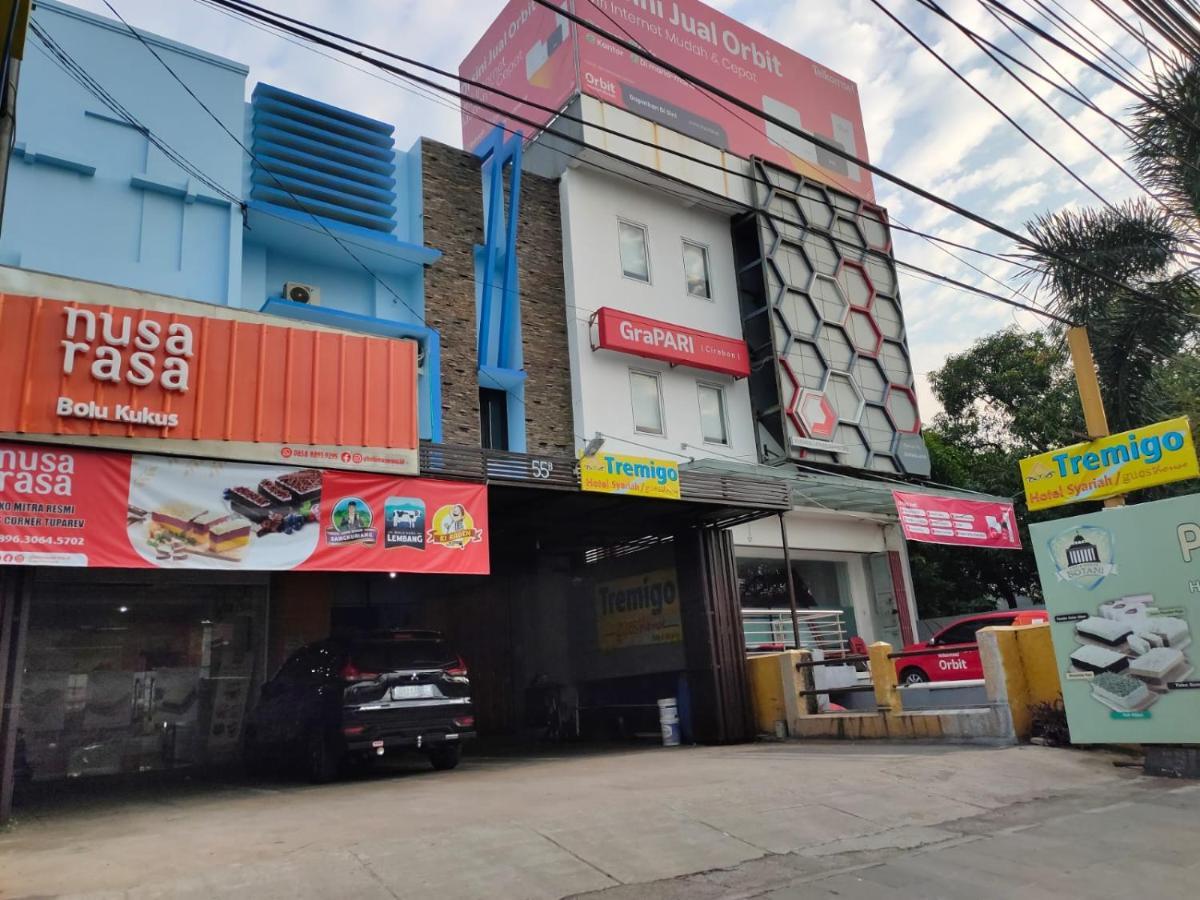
[579,451,681,500]
[595,568,683,651]
[1019,416,1199,511]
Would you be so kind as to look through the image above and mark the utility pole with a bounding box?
[1066,325,1125,508]
[0,0,31,237]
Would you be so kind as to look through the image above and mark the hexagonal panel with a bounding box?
[810,274,849,323]
[775,241,814,290]
[797,389,838,440]
[766,193,805,243]
[869,454,900,474]
[861,404,895,453]
[802,231,840,276]
[858,205,890,250]
[817,323,854,371]
[776,288,820,339]
[826,372,865,424]
[834,423,870,468]
[797,183,834,229]
[783,340,827,388]
[873,294,904,340]
[853,356,887,403]
[832,217,866,262]
[828,187,859,215]
[838,260,873,308]
[865,253,898,295]
[847,309,883,356]
[880,341,913,386]
[886,385,921,433]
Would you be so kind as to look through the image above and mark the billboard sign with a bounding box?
[0,440,488,574]
[459,0,874,201]
[580,451,681,499]
[892,490,1022,549]
[0,292,420,474]
[595,567,683,650]
[1020,417,1198,511]
[1030,493,1200,743]
[592,306,750,377]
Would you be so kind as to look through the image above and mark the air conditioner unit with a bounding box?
[283,282,320,305]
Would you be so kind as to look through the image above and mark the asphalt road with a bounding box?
[0,741,1194,899]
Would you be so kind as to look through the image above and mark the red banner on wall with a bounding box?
[892,490,1021,550]
[0,441,488,573]
[593,307,750,378]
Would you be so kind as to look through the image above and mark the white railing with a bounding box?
[742,608,849,655]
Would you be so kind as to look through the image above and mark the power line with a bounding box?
[195,0,1059,321]
[1027,0,1154,90]
[97,0,426,326]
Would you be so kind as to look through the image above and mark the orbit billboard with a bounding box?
[459,0,875,202]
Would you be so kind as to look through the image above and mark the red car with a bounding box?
[895,610,1048,685]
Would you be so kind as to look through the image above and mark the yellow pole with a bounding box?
[1066,326,1124,508]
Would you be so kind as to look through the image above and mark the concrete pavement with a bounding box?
[0,741,1192,899]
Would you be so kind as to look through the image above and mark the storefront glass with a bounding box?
[736,551,858,639]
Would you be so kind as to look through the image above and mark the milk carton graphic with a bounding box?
[526,12,569,88]
[384,497,426,550]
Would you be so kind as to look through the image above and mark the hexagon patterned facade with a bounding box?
[734,160,931,476]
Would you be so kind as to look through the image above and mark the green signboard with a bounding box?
[1030,492,1200,744]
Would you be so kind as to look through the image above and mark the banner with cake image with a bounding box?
[0,439,489,575]
[1032,493,1200,744]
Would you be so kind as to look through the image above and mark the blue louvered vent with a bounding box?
[250,83,398,235]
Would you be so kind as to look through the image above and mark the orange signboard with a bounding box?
[0,293,419,474]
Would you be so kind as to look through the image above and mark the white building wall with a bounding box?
[560,165,756,463]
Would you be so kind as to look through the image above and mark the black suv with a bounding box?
[243,630,475,781]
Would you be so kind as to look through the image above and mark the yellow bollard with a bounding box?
[868,641,902,715]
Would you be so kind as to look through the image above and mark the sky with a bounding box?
[62,0,1153,419]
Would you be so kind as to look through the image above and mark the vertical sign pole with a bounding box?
[1066,325,1125,508]
[779,512,801,649]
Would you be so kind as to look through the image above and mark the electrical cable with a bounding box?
[1027,0,1155,90]
[1044,0,1156,83]
[98,0,426,327]
[194,0,1061,322]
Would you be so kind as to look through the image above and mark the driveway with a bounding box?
[0,742,1189,899]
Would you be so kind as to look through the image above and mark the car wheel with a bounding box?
[306,729,341,784]
[900,667,930,686]
[428,744,461,771]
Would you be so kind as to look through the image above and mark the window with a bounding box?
[683,240,712,298]
[479,388,509,450]
[629,370,664,435]
[697,383,728,444]
[934,616,1012,646]
[618,221,650,282]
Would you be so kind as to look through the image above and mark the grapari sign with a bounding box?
[592,307,750,378]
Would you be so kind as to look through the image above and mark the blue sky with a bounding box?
[63,0,1152,417]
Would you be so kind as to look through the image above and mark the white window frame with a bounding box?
[696,381,730,446]
[617,219,652,284]
[682,238,713,300]
[629,369,666,436]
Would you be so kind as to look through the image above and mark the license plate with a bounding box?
[391,684,437,700]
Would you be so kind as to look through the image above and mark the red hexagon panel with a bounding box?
[797,389,838,440]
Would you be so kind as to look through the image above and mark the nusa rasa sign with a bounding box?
[1020,417,1198,512]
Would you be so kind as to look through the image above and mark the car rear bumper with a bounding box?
[345,730,476,752]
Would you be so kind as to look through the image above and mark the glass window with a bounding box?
[697,383,728,444]
[629,370,664,435]
[683,240,711,298]
[618,221,650,282]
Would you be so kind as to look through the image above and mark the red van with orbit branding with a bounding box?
[895,610,1049,685]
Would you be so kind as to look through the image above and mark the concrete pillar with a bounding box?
[867,641,901,715]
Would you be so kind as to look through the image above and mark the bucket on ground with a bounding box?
[658,697,680,747]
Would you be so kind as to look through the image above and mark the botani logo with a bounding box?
[1048,525,1117,590]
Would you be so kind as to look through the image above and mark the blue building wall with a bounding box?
[3,1,451,442]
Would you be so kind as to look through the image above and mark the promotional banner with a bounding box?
[892,490,1022,549]
[459,0,874,202]
[592,306,750,378]
[1030,493,1200,744]
[595,568,683,651]
[1020,417,1198,511]
[0,441,488,574]
[0,292,420,474]
[580,451,681,499]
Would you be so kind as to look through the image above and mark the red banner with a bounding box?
[0,441,488,573]
[892,490,1021,550]
[593,307,750,378]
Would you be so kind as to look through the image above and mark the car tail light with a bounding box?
[453,716,475,728]
[342,725,365,736]
[444,655,469,678]
[340,662,380,682]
